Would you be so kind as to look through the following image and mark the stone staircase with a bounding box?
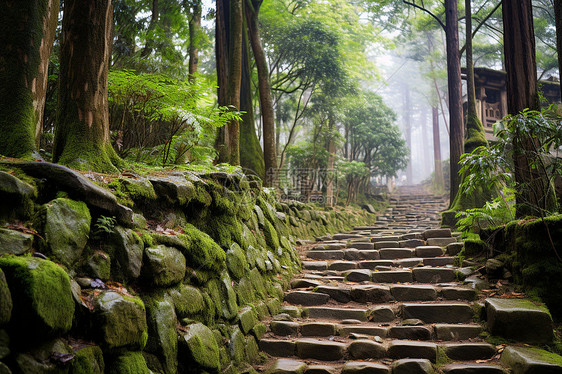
[256,192,562,374]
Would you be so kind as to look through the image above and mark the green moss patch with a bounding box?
[0,256,74,345]
[107,351,151,374]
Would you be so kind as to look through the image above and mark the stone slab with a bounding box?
[402,303,474,324]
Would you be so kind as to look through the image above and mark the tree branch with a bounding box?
[459,1,501,56]
[403,0,445,30]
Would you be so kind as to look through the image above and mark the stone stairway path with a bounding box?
[256,192,562,374]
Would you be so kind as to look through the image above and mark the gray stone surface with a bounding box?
[344,249,380,261]
[412,267,456,283]
[426,237,456,247]
[389,326,431,340]
[0,228,33,256]
[315,286,352,303]
[369,306,395,322]
[415,246,444,258]
[440,287,476,301]
[391,285,437,301]
[387,340,437,362]
[379,248,414,259]
[328,261,357,271]
[307,307,369,321]
[306,251,345,260]
[339,325,387,338]
[441,364,507,374]
[341,362,390,374]
[444,343,497,361]
[348,339,386,359]
[295,339,346,361]
[269,359,308,374]
[270,321,299,336]
[402,303,474,324]
[259,339,296,357]
[486,298,553,344]
[285,291,329,306]
[372,270,413,283]
[301,322,337,337]
[302,261,328,271]
[375,241,400,249]
[423,228,451,239]
[501,346,562,374]
[433,324,482,341]
[345,269,372,283]
[391,359,435,374]
[350,285,392,303]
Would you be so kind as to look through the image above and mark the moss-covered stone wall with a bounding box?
[0,161,375,374]
[480,215,562,320]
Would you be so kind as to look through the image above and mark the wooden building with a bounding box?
[462,67,561,141]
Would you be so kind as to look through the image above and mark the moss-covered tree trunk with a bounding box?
[239,11,265,180]
[503,0,557,217]
[464,0,488,155]
[215,0,242,166]
[446,0,492,221]
[445,0,464,205]
[54,0,121,173]
[0,0,59,158]
[246,0,277,187]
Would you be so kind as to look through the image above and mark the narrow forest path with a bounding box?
[255,189,560,373]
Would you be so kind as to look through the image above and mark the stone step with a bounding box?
[441,364,508,373]
[268,320,486,341]
[402,303,475,324]
[485,298,554,344]
[306,306,371,321]
[501,346,562,373]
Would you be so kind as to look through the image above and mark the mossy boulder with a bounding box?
[143,245,186,286]
[0,256,74,344]
[229,327,246,365]
[144,298,178,374]
[263,220,280,250]
[0,171,35,222]
[179,322,220,372]
[107,227,144,281]
[14,339,73,374]
[36,198,91,268]
[234,277,256,306]
[238,306,257,335]
[0,329,9,359]
[85,251,111,281]
[218,273,239,320]
[0,228,33,256]
[226,243,249,280]
[107,351,150,374]
[0,269,12,326]
[175,224,226,273]
[70,345,104,374]
[166,283,205,320]
[93,291,148,350]
[114,177,157,203]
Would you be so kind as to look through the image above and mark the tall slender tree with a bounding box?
[503,0,557,216]
[54,0,122,172]
[185,0,202,80]
[444,0,464,204]
[246,0,278,186]
[215,0,243,165]
[0,0,59,158]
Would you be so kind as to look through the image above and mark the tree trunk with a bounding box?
[54,0,121,172]
[432,106,444,191]
[246,0,278,186]
[421,107,431,178]
[141,0,159,58]
[403,84,413,184]
[445,0,464,204]
[325,116,336,207]
[554,0,562,97]
[0,0,59,158]
[215,0,242,165]
[239,9,265,180]
[464,0,488,154]
[503,0,556,217]
[188,0,201,80]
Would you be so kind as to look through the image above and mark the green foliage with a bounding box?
[458,105,562,220]
[455,191,515,235]
[93,216,117,238]
[108,70,240,166]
